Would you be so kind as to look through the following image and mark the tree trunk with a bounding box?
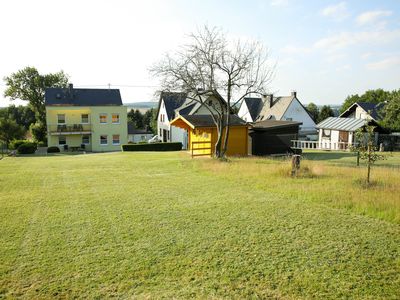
[221,113,230,157]
[367,144,371,184]
[214,119,223,158]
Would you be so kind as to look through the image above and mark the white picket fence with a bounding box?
[291,140,355,151]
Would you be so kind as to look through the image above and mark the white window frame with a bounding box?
[58,135,66,145]
[81,114,89,124]
[100,135,108,145]
[57,114,66,124]
[112,134,120,145]
[82,135,90,145]
[99,113,107,124]
[112,113,120,124]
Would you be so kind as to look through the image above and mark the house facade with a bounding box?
[156,91,226,149]
[238,92,316,137]
[45,84,127,152]
[127,123,153,143]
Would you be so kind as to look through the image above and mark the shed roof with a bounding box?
[316,117,368,131]
[171,114,247,129]
[252,120,302,130]
[45,85,122,106]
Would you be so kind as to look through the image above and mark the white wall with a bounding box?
[128,133,153,143]
[282,99,316,134]
[171,126,188,149]
[238,101,252,122]
[157,99,170,141]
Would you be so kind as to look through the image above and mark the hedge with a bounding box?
[121,142,182,152]
[17,142,37,154]
[47,146,60,153]
[9,140,30,150]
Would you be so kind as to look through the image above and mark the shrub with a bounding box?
[9,139,29,150]
[121,142,182,152]
[38,141,48,147]
[17,142,37,154]
[47,146,60,153]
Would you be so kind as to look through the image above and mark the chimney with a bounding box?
[262,94,274,108]
[291,90,297,98]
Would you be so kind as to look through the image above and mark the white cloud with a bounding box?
[314,29,400,51]
[366,56,400,70]
[270,0,289,7]
[356,10,392,26]
[321,2,349,21]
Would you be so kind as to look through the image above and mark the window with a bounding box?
[167,130,170,140]
[100,114,107,124]
[322,129,331,137]
[57,114,66,124]
[159,128,162,136]
[112,134,120,145]
[81,114,89,124]
[112,114,120,124]
[58,136,66,145]
[100,135,108,145]
[82,135,90,144]
[286,118,293,121]
[141,135,146,141]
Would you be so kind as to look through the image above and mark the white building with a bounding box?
[238,92,316,137]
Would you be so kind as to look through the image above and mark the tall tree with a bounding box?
[306,102,319,122]
[318,105,334,123]
[151,26,273,158]
[128,109,144,129]
[382,90,400,131]
[3,67,69,142]
[143,108,156,132]
[0,118,25,149]
[340,89,389,114]
[0,105,36,130]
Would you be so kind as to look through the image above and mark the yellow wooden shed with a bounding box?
[170,115,249,157]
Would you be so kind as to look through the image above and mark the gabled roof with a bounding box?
[158,92,188,120]
[45,85,122,106]
[243,97,264,121]
[171,114,247,129]
[257,95,294,121]
[340,102,385,120]
[317,117,368,131]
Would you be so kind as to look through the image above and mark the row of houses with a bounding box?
[44,84,386,155]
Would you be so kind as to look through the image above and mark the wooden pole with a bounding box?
[356,151,360,166]
[291,154,301,177]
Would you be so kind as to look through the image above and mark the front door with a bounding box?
[339,131,349,149]
[163,129,167,142]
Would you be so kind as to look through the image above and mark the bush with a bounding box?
[121,142,182,152]
[47,146,60,153]
[38,141,48,147]
[17,142,37,154]
[9,139,29,150]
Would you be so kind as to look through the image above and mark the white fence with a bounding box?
[291,140,355,151]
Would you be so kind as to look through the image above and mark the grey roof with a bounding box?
[316,117,368,131]
[127,123,152,135]
[182,114,247,127]
[252,120,302,130]
[45,86,122,106]
[256,96,294,121]
[340,102,385,120]
[158,92,188,120]
[243,98,263,120]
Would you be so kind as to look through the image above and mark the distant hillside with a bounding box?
[124,101,158,113]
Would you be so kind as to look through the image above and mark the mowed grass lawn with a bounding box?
[1,152,399,299]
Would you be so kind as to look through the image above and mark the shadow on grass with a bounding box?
[302,151,357,161]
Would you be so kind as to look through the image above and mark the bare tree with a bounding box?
[150,26,274,158]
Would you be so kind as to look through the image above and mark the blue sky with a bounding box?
[0,0,399,106]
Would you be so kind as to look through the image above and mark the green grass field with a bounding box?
[1,152,399,299]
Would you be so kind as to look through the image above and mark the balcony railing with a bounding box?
[48,124,92,134]
[291,140,355,151]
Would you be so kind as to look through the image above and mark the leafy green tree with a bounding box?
[143,108,156,133]
[128,109,144,129]
[306,102,319,122]
[0,105,36,130]
[352,125,385,185]
[3,67,69,141]
[340,89,389,114]
[29,122,47,143]
[0,118,25,148]
[381,90,400,131]
[318,105,334,123]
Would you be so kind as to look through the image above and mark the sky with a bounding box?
[0,0,399,106]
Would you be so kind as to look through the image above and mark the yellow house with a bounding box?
[170,115,249,157]
[45,84,127,152]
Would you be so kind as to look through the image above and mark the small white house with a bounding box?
[127,123,153,143]
[238,92,316,136]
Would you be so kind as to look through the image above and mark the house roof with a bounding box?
[45,85,122,106]
[243,97,264,121]
[171,114,247,129]
[127,123,152,135]
[340,102,385,120]
[158,91,188,120]
[316,117,369,131]
[256,96,294,121]
[252,120,302,130]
